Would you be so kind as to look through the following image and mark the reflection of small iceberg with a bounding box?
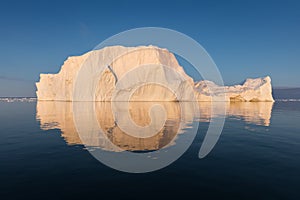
[228,102,274,126]
[197,102,274,126]
[36,101,273,151]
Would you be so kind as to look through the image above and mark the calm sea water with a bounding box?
[0,100,299,199]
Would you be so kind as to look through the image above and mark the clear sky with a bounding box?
[0,0,299,97]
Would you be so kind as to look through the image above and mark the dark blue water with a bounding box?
[273,88,300,99]
[0,101,299,199]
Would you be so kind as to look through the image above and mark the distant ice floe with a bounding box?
[0,97,37,102]
[276,99,300,102]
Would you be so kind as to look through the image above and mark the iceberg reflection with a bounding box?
[36,101,197,151]
[197,102,274,126]
[36,101,273,151]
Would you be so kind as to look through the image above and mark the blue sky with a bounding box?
[0,0,299,97]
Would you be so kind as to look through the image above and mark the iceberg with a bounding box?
[36,46,274,102]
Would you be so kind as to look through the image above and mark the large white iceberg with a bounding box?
[36,46,274,102]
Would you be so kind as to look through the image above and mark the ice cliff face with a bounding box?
[36,46,274,102]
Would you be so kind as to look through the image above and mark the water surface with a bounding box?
[0,100,299,199]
